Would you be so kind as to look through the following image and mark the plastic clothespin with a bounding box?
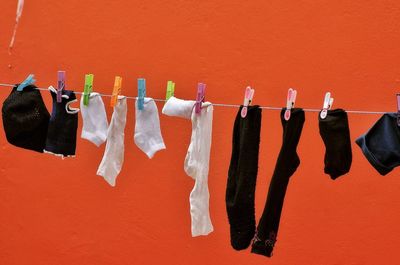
[57,71,66,103]
[138,78,146,110]
[83,74,94,106]
[320,92,334,119]
[16,74,36,91]
[110,76,122,107]
[165,81,175,100]
[396,93,400,126]
[284,88,297,121]
[241,86,255,118]
[195,83,206,115]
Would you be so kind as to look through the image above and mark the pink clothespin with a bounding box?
[57,71,66,103]
[397,93,400,126]
[284,88,297,121]
[195,83,206,115]
[320,92,334,119]
[241,86,255,118]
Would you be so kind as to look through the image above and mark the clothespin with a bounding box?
[165,81,175,100]
[397,93,400,126]
[195,83,206,115]
[57,71,66,103]
[137,78,146,110]
[320,92,334,119]
[110,76,122,107]
[16,74,35,91]
[83,74,94,106]
[241,86,255,118]
[284,88,297,121]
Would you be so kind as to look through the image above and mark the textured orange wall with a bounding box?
[1,0,400,264]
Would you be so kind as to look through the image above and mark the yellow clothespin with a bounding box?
[165,81,175,100]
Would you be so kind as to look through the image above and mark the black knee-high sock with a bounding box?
[226,105,262,250]
[318,109,352,179]
[251,108,305,257]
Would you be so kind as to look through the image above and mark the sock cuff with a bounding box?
[319,109,349,130]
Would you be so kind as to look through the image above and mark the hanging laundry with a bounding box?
[134,97,166,158]
[97,96,127,186]
[44,86,79,158]
[162,96,194,119]
[80,92,108,147]
[2,84,50,153]
[252,108,305,257]
[319,109,352,179]
[356,113,400,175]
[226,105,262,250]
[162,96,214,237]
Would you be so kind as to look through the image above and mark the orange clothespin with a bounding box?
[110,76,122,107]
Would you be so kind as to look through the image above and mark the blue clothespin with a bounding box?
[138,78,146,110]
[195,83,206,115]
[57,71,66,103]
[16,74,36,91]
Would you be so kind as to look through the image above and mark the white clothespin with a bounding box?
[320,92,334,119]
[284,88,297,121]
[241,86,255,118]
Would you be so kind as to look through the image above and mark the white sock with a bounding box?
[80,93,108,147]
[162,96,214,236]
[134,97,166,158]
[185,103,214,237]
[162,96,195,120]
[96,96,127,187]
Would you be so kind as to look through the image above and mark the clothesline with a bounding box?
[0,83,389,115]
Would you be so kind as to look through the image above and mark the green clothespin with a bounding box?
[165,80,175,100]
[83,74,94,106]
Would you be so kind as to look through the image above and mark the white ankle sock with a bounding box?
[80,93,108,147]
[134,97,166,158]
[162,96,214,237]
[162,96,195,119]
[97,96,127,187]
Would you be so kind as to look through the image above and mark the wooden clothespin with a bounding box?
[284,88,297,121]
[83,74,94,106]
[57,71,66,103]
[195,83,206,115]
[110,76,122,107]
[16,74,35,91]
[165,81,175,100]
[396,93,400,126]
[241,86,255,118]
[320,92,334,119]
[137,78,146,110]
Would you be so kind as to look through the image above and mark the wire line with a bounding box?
[0,83,389,115]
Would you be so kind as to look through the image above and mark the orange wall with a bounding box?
[1,1,400,264]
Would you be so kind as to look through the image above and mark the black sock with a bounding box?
[226,105,262,250]
[251,108,305,257]
[319,109,352,179]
